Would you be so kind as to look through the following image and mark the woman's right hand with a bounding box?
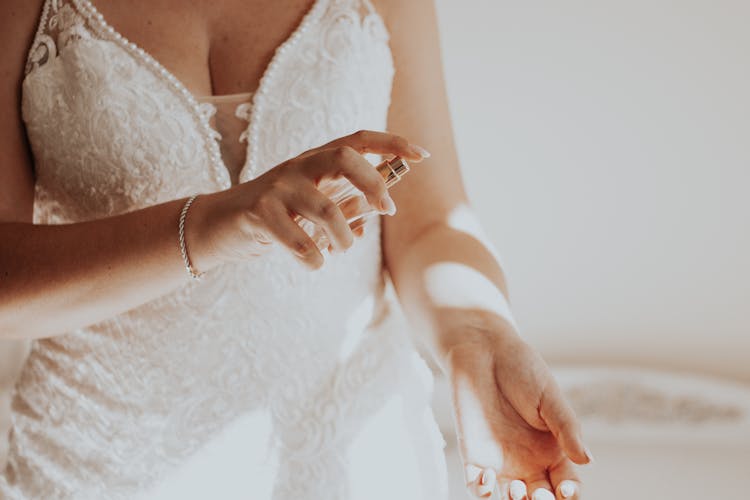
[186,130,430,271]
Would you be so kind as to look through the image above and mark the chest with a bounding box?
[91,0,316,96]
[23,0,395,221]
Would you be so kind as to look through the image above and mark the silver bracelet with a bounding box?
[178,195,204,280]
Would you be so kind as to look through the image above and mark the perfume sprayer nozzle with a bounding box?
[377,156,410,188]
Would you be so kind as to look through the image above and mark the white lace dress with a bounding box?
[0,0,448,498]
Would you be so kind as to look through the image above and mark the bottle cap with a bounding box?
[378,156,410,188]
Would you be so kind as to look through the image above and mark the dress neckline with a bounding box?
[197,92,254,105]
[72,0,327,187]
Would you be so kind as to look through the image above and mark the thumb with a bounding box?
[538,381,593,465]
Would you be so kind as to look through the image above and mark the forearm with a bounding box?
[386,218,518,367]
[0,130,426,340]
[0,194,222,339]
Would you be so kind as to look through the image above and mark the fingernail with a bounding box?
[584,445,595,464]
[560,480,577,498]
[509,480,527,500]
[464,464,482,483]
[477,483,495,497]
[480,468,495,487]
[532,488,556,500]
[409,143,431,159]
[477,470,496,496]
[379,193,396,215]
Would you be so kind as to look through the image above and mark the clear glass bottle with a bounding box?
[296,156,410,251]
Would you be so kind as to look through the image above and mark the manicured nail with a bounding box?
[481,468,495,486]
[476,469,496,496]
[409,143,431,159]
[532,488,555,500]
[584,445,595,464]
[379,193,396,215]
[509,480,527,500]
[464,464,482,483]
[560,480,577,498]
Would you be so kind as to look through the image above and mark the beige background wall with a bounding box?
[2,1,746,496]
[435,0,750,381]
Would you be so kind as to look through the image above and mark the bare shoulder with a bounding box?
[0,0,45,222]
[369,0,434,27]
[368,0,441,69]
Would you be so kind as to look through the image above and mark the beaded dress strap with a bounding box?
[24,0,58,76]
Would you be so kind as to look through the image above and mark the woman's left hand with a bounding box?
[445,323,592,500]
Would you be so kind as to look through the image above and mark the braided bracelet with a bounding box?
[178,195,204,280]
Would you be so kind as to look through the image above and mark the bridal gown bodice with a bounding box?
[0,0,448,498]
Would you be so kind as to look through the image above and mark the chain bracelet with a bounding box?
[178,195,204,280]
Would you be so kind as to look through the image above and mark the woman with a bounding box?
[0,0,591,498]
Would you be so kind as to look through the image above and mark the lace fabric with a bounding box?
[1,0,448,498]
[195,92,254,186]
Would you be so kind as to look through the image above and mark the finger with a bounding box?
[463,465,498,498]
[495,479,509,500]
[257,198,324,269]
[549,459,581,499]
[465,463,483,484]
[315,129,430,162]
[508,479,528,500]
[526,475,555,500]
[349,216,368,238]
[538,380,591,465]
[556,480,580,500]
[472,468,497,498]
[307,146,395,216]
[286,185,353,252]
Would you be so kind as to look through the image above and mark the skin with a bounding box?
[0,0,590,497]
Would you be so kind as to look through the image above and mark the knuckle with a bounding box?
[352,129,369,141]
[569,418,583,436]
[268,176,291,192]
[392,135,409,150]
[294,238,314,255]
[367,175,387,196]
[333,145,357,162]
[252,193,275,215]
[559,417,578,435]
[270,160,294,179]
[279,158,306,178]
[319,200,338,219]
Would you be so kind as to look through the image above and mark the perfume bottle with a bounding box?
[296,156,410,251]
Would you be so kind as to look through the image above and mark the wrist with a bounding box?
[435,309,520,365]
[182,193,225,274]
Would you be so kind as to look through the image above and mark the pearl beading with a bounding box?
[72,0,328,187]
[73,0,233,189]
[239,0,327,182]
[24,0,54,75]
